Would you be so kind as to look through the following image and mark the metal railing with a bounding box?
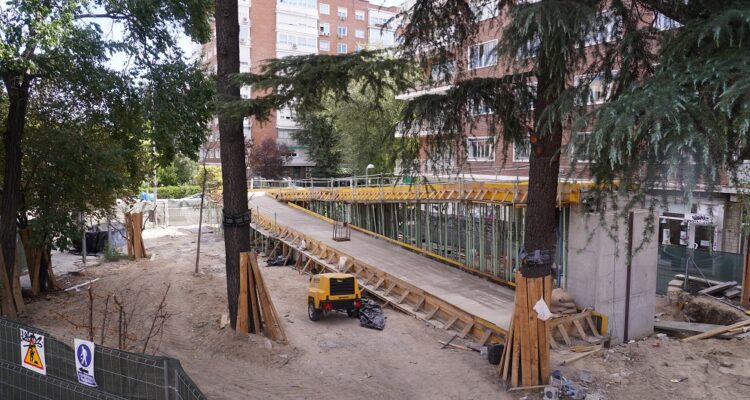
[0,317,206,400]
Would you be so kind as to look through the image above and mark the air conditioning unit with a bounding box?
[339,15,346,21]
[323,32,330,36]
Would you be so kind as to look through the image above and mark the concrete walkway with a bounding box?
[249,194,516,330]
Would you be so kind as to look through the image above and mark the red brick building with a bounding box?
[199,0,400,179]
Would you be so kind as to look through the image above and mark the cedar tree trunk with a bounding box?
[214,0,254,331]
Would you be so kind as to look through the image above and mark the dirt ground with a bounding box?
[20,227,507,400]
[17,226,750,400]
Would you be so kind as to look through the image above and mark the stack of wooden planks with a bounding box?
[124,212,146,259]
[237,251,287,343]
[673,274,742,299]
[498,271,552,388]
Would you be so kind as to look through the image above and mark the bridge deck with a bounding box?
[249,194,515,331]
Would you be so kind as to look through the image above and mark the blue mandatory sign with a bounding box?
[76,343,92,368]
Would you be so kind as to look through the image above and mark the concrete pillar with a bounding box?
[567,207,658,344]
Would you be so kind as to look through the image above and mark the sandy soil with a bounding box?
[20,226,507,400]
[17,226,750,400]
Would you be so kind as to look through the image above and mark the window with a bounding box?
[472,0,498,21]
[583,11,622,46]
[430,60,456,82]
[355,44,364,52]
[469,99,493,116]
[319,40,330,51]
[516,35,540,59]
[575,71,619,105]
[468,40,497,69]
[355,29,365,39]
[319,3,330,14]
[319,22,330,35]
[355,10,366,21]
[337,26,347,37]
[278,33,316,49]
[568,132,591,163]
[526,82,537,110]
[513,138,531,162]
[466,137,495,161]
[337,7,348,19]
[239,27,249,45]
[337,43,348,53]
[369,15,389,27]
[278,0,316,9]
[654,12,681,31]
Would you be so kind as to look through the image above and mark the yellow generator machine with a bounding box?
[307,273,362,321]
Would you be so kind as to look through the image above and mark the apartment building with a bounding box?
[403,3,744,255]
[199,0,400,178]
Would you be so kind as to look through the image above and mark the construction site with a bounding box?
[0,176,745,400]
[3,1,750,399]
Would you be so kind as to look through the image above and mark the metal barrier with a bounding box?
[0,317,205,400]
[657,244,744,294]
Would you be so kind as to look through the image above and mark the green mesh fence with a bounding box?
[657,244,743,294]
[0,317,205,400]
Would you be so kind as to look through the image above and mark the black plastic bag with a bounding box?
[359,299,386,330]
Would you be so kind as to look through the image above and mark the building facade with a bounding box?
[199,0,400,178]
[403,2,744,255]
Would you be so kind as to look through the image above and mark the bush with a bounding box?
[145,185,202,199]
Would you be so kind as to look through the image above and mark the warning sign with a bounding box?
[74,339,97,387]
[20,328,46,375]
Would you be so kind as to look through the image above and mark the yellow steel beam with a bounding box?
[264,181,588,206]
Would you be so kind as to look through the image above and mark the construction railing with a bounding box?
[250,174,587,206]
[0,317,206,400]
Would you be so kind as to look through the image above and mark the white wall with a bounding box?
[567,207,658,344]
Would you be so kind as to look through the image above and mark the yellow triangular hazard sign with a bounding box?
[23,338,44,369]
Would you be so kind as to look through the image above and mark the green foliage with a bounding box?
[158,157,197,186]
[193,165,222,189]
[295,78,406,177]
[103,244,127,262]
[0,0,215,249]
[294,114,343,177]
[151,185,202,199]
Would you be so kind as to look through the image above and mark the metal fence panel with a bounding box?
[657,244,743,294]
[0,317,206,400]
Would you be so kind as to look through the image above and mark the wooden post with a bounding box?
[742,236,750,308]
[237,253,250,334]
[499,272,551,388]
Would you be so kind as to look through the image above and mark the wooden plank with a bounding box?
[510,304,522,388]
[557,324,572,346]
[538,275,551,385]
[443,316,458,330]
[478,329,493,346]
[675,274,723,287]
[682,318,750,342]
[699,281,738,296]
[422,305,439,321]
[516,273,532,387]
[527,277,540,385]
[655,320,729,334]
[301,258,313,274]
[743,236,750,308]
[397,290,410,304]
[412,296,425,312]
[384,282,397,296]
[373,277,385,290]
[246,253,262,333]
[573,320,589,341]
[250,253,287,343]
[459,322,474,339]
[500,315,514,381]
[547,328,559,350]
[237,253,250,334]
[586,316,601,337]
